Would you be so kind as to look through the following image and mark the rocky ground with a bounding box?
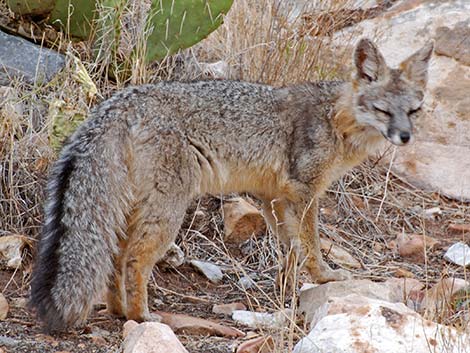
[2,181,470,352]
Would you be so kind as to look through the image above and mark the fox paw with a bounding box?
[125,310,163,323]
[141,312,163,323]
[144,313,163,322]
[316,268,352,284]
[99,308,126,319]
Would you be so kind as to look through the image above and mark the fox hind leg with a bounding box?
[124,204,186,322]
[106,238,129,317]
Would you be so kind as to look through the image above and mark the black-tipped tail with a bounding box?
[30,153,76,331]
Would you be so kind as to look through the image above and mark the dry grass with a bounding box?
[1,0,470,352]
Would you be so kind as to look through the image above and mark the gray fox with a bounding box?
[30,38,433,330]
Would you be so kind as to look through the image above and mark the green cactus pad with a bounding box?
[6,0,55,16]
[49,0,97,39]
[145,0,233,62]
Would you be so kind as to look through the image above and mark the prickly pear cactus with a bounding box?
[145,0,233,62]
[21,0,232,64]
[49,0,98,39]
[6,0,55,15]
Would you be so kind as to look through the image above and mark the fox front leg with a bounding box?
[288,197,352,283]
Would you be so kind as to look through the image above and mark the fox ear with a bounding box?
[400,41,434,89]
[353,38,388,82]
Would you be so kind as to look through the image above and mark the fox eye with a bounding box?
[408,107,422,115]
[373,106,392,117]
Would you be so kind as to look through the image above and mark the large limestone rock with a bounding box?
[294,294,470,353]
[334,0,470,200]
[299,278,423,325]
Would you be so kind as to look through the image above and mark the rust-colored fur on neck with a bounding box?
[332,83,385,163]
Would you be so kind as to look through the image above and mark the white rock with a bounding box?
[444,242,470,267]
[123,321,188,353]
[299,278,423,325]
[0,235,26,269]
[294,294,470,353]
[190,260,223,284]
[232,310,291,330]
[424,206,442,218]
[333,0,470,200]
[238,276,255,290]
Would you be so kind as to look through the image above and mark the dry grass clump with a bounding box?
[195,0,345,84]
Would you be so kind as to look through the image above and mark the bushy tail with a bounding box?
[30,127,133,331]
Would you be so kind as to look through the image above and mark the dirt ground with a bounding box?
[1,173,470,353]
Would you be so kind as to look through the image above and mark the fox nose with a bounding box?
[400,131,411,144]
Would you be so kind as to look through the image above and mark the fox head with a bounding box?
[352,38,433,146]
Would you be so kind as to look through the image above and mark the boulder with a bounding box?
[0,30,65,85]
[299,278,423,325]
[123,321,188,353]
[294,294,470,353]
[333,0,470,200]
